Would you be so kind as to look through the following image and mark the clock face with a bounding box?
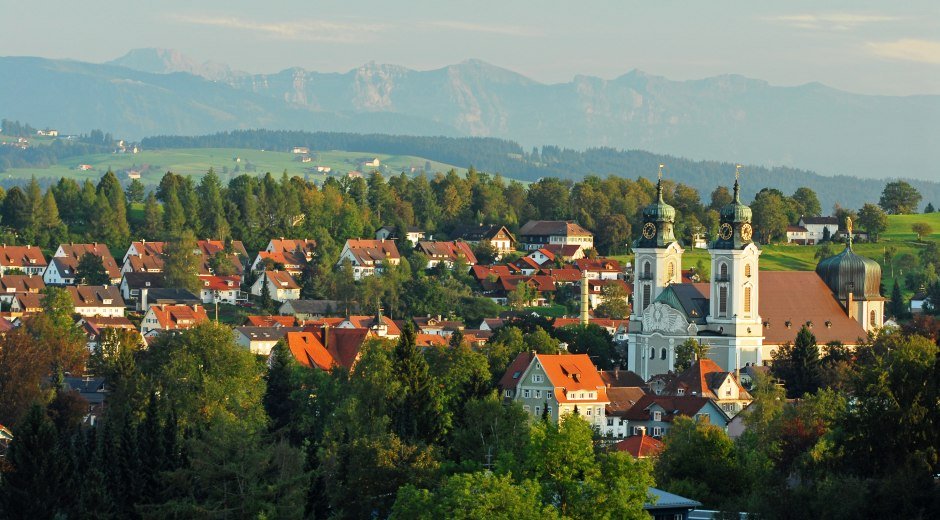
[719,223,733,240]
[642,222,656,239]
[740,223,753,241]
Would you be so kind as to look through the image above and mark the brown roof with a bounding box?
[759,272,867,345]
[244,315,297,327]
[661,359,751,400]
[149,304,209,330]
[125,254,164,272]
[286,327,369,371]
[519,220,592,237]
[0,245,46,268]
[540,268,581,283]
[599,369,647,388]
[13,292,43,311]
[451,224,516,243]
[81,316,136,337]
[575,258,623,272]
[0,274,45,293]
[416,241,477,265]
[66,286,125,308]
[542,244,583,258]
[498,351,535,391]
[255,250,308,271]
[622,395,715,422]
[343,239,401,265]
[606,386,649,416]
[267,238,316,255]
[57,243,121,280]
[614,434,664,458]
[265,271,300,290]
[343,315,401,336]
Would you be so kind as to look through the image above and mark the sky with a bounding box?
[1,1,939,95]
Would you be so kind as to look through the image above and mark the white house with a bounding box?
[66,286,125,318]
[0,245,47,275]
[141,304,209,335]
[337,239,401,280]
[250,271,301,302]
[234,326,303,356]
[518,220,594,251]
[787,216,839,245]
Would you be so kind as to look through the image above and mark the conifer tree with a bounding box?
[163,229,200,294]
[264,341,297,433]
[126,178,145,204]
[76,252,110,285]
[1,186,30,231]
[97,170,130,246]
[890,279,905,318]
[142,191,162,239]
[771,325,821,398]
[162,189,186,239]
[392,322,447,444]
[198,168,230,240]
[39,189,67,248]
[0,405,63,518]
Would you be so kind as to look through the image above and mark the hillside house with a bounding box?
[292,146,309,154]
[199,275,243,304]
[10,292,43,315]
[141,304,209,335]
[250,271,300,302]
[66,286,125,318]
[787,216,839,245]
[79,316,138,351]
[451,224,516,255]
[575,258,624,280]
[0,245,47,275]
[336,239,401,280]
[416,240,477,269]
[0,274,45,305]
[45,243,121,285]
[234,326,303,356]
[622,395,730,438]
[375,226,426,246]
[518,220,594,251]
[660,359,753,417]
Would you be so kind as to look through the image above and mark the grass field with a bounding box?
[1,147,465,186]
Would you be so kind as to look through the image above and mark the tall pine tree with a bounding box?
[0,405,64,519]
[198,168,229,241]
[392,322,447,444]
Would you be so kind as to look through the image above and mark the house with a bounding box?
[121,241,165,272]
[478,273,556,307]
[911,291,928,315]
[0,245,47,275]
[250,271,300,302]
[738,365,771,390]
[518,220,594,251]
[78,164,93,171]
[244,315,297,327]
[622,395,730,438]
[527,248,557,267]
[478,317,504,331]
[10,292,43,315]
[614,433,664,458]
[141,304,209,335]
[251,250,308,276]
[785,225,811,245]
[61,376,108,426]
[37,129,58,137]
[451,224,516,255]
[659,359,753,417]
[122,239,247,275]
[337,314,401,339]
[120,272,164,304]
[0,274,45,304]
[291,146,310,154]
[541,244,585,262]
[265,238,317,258]
[199,275,243,304]
[234,326,303,356]
[79,316,138,351]
[66,286,125,317]
[788,216,839,245]
[336,239,401,280]
[574,258,624,280]
[285,327,370,371]
[644,487,702,520]
[278,299,348,321]
[137,288,201,312]
[605,386,649,438]
[499,352,610,430]
[412,315,465,337]
[45,243,121,285]
[584,278,631,309]
[416,241,477,269]
[374,226,426,247]
[359,157,381,169]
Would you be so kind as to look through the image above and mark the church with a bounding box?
[626,173,884,379]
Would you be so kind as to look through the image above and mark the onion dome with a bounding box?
[720,179,752,224]
[815,224,882,300]
[642,179,676,222]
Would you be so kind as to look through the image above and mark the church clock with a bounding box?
[740,223,753,241]
[719,223,733,240]
[642,222,656,239]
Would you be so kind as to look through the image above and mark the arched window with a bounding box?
[650,347,656,359]
[744,263,752,277]
[744,286,752,314]
[720,263,728,280]
[667,262,676,283]
[661,347,667,360]
[870,310,876,327]
[719,286,728,316]
[643,261,651,278]
[643,284,651,311]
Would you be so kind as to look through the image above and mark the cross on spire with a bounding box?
[658,164,664,181]
[735,164,742,181]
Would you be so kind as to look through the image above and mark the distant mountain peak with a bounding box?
[107,48,243,81]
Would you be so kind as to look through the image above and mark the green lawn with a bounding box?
[1,147,465,186]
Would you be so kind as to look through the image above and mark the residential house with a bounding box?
[278,299,347,321]
[122,239,247,276]
[478,317,504,331]
[234,326,304,356]
[45,243,121,285]
[644,487,702,520]
[0,274,45,305]
[585,278,631,308]
[614,434,664,458]
[527,248,557,267]
[336,239,401,280]
[10,292,42,315]
[659,359,753,417]
[62,376,108,426]
[787,216,839,245]
[416,241,477,269]
[250,271,300,302]
[622,395,730,438]
[141,304,209,335]
[518,220,594,251]
[412,315,465,337]
[79,316,138,351]
[541,244,585,261]
[244,315,297,327]
[451,224,516,255]
[499,352,610,430]
[738,365,771,390]
[251,250,308,276]
[199,275,243,304]
[291,146,309,154]
[785,225,811,245]
[285,327,370,371]
[375,226,426,247]
[478,274,556,307]
[605,386,648,438]
[337,314,401,339]
[66,286,125,317]
[0,245,47,275]
[575,258,624,280]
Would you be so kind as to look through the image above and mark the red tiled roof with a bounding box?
[267,238,316,255]
[760,272,867,345]
[471,264,511,281]
[200,275,241,291]
[536,353,609,403]
[0,245,46,268]
[265,270,300,290]
[541,268,581,283]
[343,239,401,265]
[286,327,369,370]
[149,304,209,330]
[81,316,136,336]
[622,395,714,422]
[417,240,478,265]
[415,333,448,347]
[662,359,751,400]
[57,243,121,280]
[542,244,583,258]
[606,386,648,416]
[0,274,45,293]
[498,351,535,391]
[614,434,664,458]
[575,258,623,272]
[343,315,401,336]
[245,315,297,327]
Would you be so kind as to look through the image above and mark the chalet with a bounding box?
[250,271,300,302]
[234,326,303,356]
[285,327,371,371]
[336,239,401,280]
[451,224,516,255]
[45,243,121,285]
[0,274,45,304]
[622,395,730,438]
[416,240,477,269]
[278,299,348,321]
[499,352,610,431]
[141,304,209,335]
[375,226,426,246]
[518,220,594,251]
[66,286,125,318]
[527,248,556,267]
[659,359,752,417]
[0,245,47,275]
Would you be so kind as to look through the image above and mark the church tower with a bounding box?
[707,170,763,367]
[630,167,684,322]
[815,218,885,332]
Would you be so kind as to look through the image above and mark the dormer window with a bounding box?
[653,411,662,421]
[677,388,685,396]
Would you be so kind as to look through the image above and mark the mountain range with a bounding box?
[1,48,938,182]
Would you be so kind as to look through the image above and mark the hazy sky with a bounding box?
[2,1,939,95]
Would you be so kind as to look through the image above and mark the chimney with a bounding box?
[140,287,148,311]
[322,322,330,350]
[580,269,589,326]
[847,292,855,320]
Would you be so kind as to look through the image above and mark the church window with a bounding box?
[667,262,675,283]
[661,348,667,360]
[643,261,651,279]
[643,284,651,311]
[744,287,752,314]
[870,310,876,327]
[744,263,752,277]
[719,263,728,280]
[719,286,728,317]
[650,347,656,359]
